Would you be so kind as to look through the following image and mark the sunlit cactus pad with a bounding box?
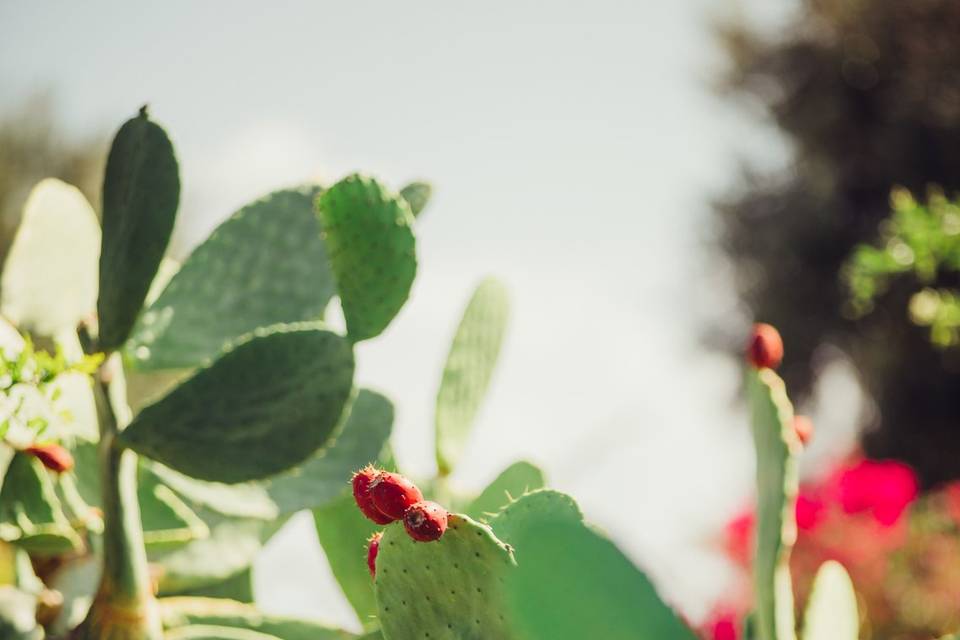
[489,489,582,553]
[374,514,515,640]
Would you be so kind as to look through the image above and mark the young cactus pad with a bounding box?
[317,175,416,343]
[374,514,516,640]
[747,367,800,640]
[801,561,858,640]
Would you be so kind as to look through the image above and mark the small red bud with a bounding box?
[352,466,394,524]
[367,531,383,578]
[370,471,424,521]
[403,501,448,542]
[23,443,74,473]
[793,415,814,446]
[746,323,784,370]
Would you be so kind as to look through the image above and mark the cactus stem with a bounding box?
[75,360,161,640]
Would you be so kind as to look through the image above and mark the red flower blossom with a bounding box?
[837,459,918,527]
[795,491,826,531]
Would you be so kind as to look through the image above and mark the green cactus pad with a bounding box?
[488,489,581,555]
[153,388,392,521]
[317,175,416,342]
[465,460,545,521]
[0,453,81,555]
[97,107,180,352]
[400,181,432,218]
[747,368,800,640]
[266,388,394,513]
[435,278,510,475]
[150,509,276,596]
[160,596,359,639]
[313,494,382,630]
[1,178,100,337]
[801,561,858,640]
[138,465,209,547]
[504,519,697,640]
[375,514,516,640]
[119,323,354,483]
[126,186,335,371]
[164,625,281,640]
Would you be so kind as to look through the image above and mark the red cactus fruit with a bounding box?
[352,466,394,524]
[746,323,783,370]
[370,471,424,521]
[367,531,383,578]
[403,501,448,542]
[23,443,74,473]
[793,415,814,446]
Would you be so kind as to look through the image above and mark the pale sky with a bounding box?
[0,0,861,628]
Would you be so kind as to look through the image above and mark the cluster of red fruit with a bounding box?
[351,465,449,578]
[746,322,813,447]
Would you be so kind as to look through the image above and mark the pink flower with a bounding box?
[700,610,739,640]
[836,459,918,527]
[723,509,755,568]
[795,491,826,531]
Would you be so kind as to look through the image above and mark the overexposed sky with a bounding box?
[0,0,856,628]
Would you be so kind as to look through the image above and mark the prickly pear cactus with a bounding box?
[374,515,515,640]
[747,368,800,640]
[801,561,858,640]
[488,489,582,552]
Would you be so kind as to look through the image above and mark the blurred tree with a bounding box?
[715,0,960,487]
[0,93,104,266]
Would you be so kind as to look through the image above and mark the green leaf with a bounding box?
[504,519,697,640]
[118,323,355,483]
[435,278,510,475]
[126,186,336,371]
[465,460,545,521]
[747,368,800,640]
[317,175,416,342]
[1,178,100,336]
[313,494,381,630]
[160,597,359,639]
[97,107,180,352]
[0,453,82,555]
[801,561,858,640]
[266,388,393,513]
[399,181,432,218]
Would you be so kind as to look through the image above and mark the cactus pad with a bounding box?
[374,514,516,640]
[119,323,354,483]
[489,489,581,554]
[801,561,858,640]
[465,461,545,521]
[317,175,416,342]
[434,278,510,475]
[160,596,359,639]
[747,368,800,640]
[126,186,334,371]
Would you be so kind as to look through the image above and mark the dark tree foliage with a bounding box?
[715,0,960,487]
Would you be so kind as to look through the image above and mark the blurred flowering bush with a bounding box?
[707,452,960,639]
